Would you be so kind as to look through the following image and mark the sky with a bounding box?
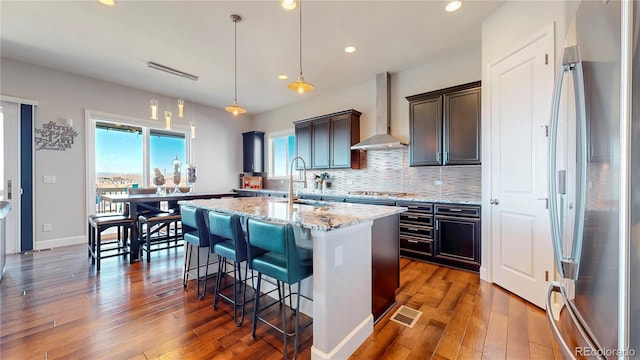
[95,128,186,175]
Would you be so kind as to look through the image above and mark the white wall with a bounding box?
[0,57,250,250]
[251,49,482,141]
[480,0,576,281]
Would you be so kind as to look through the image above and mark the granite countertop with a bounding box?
[233,188,481,206]
[182,197,406,231]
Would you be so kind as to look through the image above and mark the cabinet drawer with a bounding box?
[400,223,433,239]
[435,204,480,218]
[397,201,433,214]
[400,235,432,255]
[400,212,433,227]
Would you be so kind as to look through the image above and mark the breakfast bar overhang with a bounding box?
[182,197,406,360]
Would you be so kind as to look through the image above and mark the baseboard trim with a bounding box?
[36,236,85,250]
[310,314,373,360]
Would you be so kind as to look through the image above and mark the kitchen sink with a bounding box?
[272,198,330,207]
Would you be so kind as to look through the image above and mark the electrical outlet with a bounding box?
[43,223,52,232]
[434,180,443,186]
[346,179,353,185]
[43,175,56,184]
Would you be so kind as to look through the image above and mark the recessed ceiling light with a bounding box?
[345,46,356,54]
[98,0,115,6]
[445,0,462,12]
[278,74,288,80]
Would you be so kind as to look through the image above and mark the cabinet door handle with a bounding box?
[444,152,449,162]
[407,239,419,244]
[405,227,419,232]
[448,208,462,212]
[407,215,419,219]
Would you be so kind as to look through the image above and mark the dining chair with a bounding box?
[246,218,313,360]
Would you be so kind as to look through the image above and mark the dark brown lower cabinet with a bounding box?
[434,204,480,272]
[399,201,481,272]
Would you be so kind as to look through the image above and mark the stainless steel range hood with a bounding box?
[351,72,408,150]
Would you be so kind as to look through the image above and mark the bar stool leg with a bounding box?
[251,272,262,340]
[183,243,192,287]
[96,227,102,272]
[293,280,302,360]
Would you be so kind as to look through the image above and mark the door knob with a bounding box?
[490,199,500,205]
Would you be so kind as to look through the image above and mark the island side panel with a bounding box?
[310,221,374,360]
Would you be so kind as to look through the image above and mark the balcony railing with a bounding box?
[95,187,128,214]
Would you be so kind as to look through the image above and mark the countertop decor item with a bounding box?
[171,155,182,193]
[187,164,197,193]
[153,168,166,194]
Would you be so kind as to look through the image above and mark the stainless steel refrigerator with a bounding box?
[546,0,639,358]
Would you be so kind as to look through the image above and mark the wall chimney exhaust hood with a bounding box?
[351,72,407,150]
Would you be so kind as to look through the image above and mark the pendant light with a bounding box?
[150,98,158,120]
[164,110,172,129]
[288,0,313,94]
[147,62,198,121]
[225,14,247,116]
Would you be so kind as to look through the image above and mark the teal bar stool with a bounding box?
[208,211,250,327]
[180,206,210,299]
[246,218,313,360]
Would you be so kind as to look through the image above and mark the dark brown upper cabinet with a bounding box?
[294,122,312,171]
[242,131,264,173]
[407,81,481,167]
[293,109,361,170]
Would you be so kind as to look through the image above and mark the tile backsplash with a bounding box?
[265,148,481,199]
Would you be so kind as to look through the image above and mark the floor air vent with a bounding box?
[389,305,422,328]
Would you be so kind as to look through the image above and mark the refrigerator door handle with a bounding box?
[569,57,587,279]
[546,282,605,360]
[548,50,570,279]
[548,45,587,280]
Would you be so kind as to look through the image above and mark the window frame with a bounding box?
[85,109,192,218]
[267,129,295,179]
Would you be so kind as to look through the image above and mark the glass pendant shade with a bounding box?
[164,111,172,129]
[225,102,247,116]
[189,121,196,139]
[177,98,185,118]
[150,98,158,120]
[282,0,296,10]
[288,75,314,94]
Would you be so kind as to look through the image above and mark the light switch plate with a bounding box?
[43,223,52,232]
[43,175,56,184]
[434,180,443,186]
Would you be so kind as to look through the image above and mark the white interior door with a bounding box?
[489,25,554,309]
[1,101,20,254]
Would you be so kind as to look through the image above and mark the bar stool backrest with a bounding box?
[180,206,209,246]
[208,212,247,262]
[246,218,311,284]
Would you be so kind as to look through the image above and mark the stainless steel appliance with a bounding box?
[546,1,638,358]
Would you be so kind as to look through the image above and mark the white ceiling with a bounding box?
[0,0,503,115]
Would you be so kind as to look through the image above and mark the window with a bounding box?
[94,121,187,191]
[268,132,295,178]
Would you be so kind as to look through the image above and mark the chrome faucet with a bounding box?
[288,156,308,206]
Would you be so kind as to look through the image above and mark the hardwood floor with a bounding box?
[0,245,560,359]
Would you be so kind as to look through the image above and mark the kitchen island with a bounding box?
[182,196,406,360]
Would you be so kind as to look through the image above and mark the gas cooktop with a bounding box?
[347,191,407,197]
